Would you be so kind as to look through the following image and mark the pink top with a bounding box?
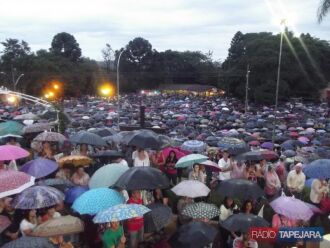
[265,171,281,196]
[231,163,245,179]
[272,214,297,229]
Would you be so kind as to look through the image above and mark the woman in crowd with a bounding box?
[164,151,178,185]
[71,166,90,186]
[151,150,166,171]
[133,148,150,167]
[188,164,205,183]
[19,209,38,236]
[264,164,281,199]
[241,200,255,215]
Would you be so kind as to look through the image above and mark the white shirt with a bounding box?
[286,170,306,193]
[310,179,329,204]
[134,156,150,167]
[219,204,237,221]
[218,158,231,180]
[117,159,129,167]
[20,219,37,236]
[233,236,258,248]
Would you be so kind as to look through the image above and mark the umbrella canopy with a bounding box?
[12,186,64,209]
[70,131,107,146]
[181,140,206,153]
[169,222,217,248]
[144,203,172,233]
[93,203,150,223]
[303,159,330,179]
[175,154,208,168]
[0,215,11,233]
[20,158,58,179]
[0,121,24,137]
[65,186,89,204]
[221,213,269,233]
[162,147,188,160]
[171,180,210,198]
[182,202,219,219]
[0,145,30,161]
[270,195,317,220]
[14,112,39,120]
[72,188,125,215]
[127,129,162,149]
[114,166,170,190]
[217,137,248,155]
[0,169,35,198]
[199,160,221,172]
[23,123,53,134]
[37,178,75,192]
[90,150,124,158]
[32,215,84,237]
[1,237,56,248]
[58,155,92,167]
[33,131,67,142]
[89,163,129,189]
[236,150,278,161]
[215,179,264,200]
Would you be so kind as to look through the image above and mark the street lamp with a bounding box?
[0,71,24,91]
[116,49,125,131]
[245,64,250,114]
[272,19,286,144]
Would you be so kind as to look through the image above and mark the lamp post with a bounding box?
[116,49,125,131]
[0,71,24,91]
[245,64,250,113]
[272,19,286,144]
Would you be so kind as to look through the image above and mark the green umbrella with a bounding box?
[175,154,208,168]
[0,121,24,137]
[89,163,129,189]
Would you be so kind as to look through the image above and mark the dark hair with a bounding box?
[241,200,254,214]
[166,151,177,163]
[223,197,235,209]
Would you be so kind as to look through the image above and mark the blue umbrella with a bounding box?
[93,203,150,223]
[72,188,125,215]
[175,154,208,168]
[65,186,89,204]
[89,163,129,189]
[217,137,248,155]
[303,159,330,178]
[20,158,59,179]
[12,186,64,209]
[305,178,315,188]
[70,131,107,147]
[283,150,296,158]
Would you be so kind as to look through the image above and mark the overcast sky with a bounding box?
[0,0,329,61]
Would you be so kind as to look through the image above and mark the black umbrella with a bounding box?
[90,150,124,158]
[70,131,107,147]
[221,213,269,233]
[144,203,172,233]
[215,179,264,200]
[37,179,75,192]
[114,167,170,190]
[127,129,162,149]
[89,128,117,137]
[169,222,218,248]
[1,237,56,248]
[217,137,248,155]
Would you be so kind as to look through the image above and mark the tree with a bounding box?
[50,32,81,62]
[318,0,330,23]
[125,37,153,64]
[101,43,114,72]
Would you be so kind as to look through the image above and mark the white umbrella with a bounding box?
[171,180,210,198]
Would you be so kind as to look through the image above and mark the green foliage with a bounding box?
[222,30,330,103]
[50,32,82,62]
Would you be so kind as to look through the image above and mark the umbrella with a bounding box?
[270,195,317,220]
[65,186,89,204]
[70,131,107,146]
[37,178,75,192]
[33,131,67,142]
[260,142,274,150]
[283,150,296,158]
[114,166,170,190]
[20,158,58,179]
[127,129,162,149]
[93,203,150,223]
[90,150,124,158]
[144,203,172,233]
[89,127,116,137]
[0,121,24,137]
[303,159,330,178]
[0,145,30,161]
[72,188,125,215]
[32,215,84,237]
[171,180,210,198]
[0,169,35,198]
[236,150,278,161]
[221,213,269,233]
[169,222,217,248]
[182,202,219,219]
[0,215,11,233]
[23,123,53,134]
[217,137,248,155]
[58,155,92,167]
[215,179,264,200]
[89,163,129,189]
[175,154,208,168]
[199,160,221,172]
[12,186,64,209]
[162,147,188,160]
[181,140,206,153]
[1,237,56,248]
[14,112,39,120]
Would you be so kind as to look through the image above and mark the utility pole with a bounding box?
[245,64,250,113]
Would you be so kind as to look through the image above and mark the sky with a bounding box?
[0,0,329,62]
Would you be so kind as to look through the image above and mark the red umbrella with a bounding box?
[162,147,189,160]
[249,140,260,146]
[0,169,35,198]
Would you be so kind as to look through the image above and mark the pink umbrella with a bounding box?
[0,145,30,161]
[298,137,309,144]
[162,147,189,160]
[0,169,35,198]
[200,160,221,172]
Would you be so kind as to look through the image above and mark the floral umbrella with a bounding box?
[33,131,67,142]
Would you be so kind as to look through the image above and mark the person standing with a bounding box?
[286,163,306,198]
[102,221,126,248]
[188,164,205,183]
[133,149,150,167]
[164,151,178,185]
[127,191,144,248]
[310,178,329,204]
[264,164,281,199]
[218,150,231,181]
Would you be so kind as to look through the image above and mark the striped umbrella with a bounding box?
[182,202,219,219]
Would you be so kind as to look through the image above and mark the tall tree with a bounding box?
[50,32,81,62]
[318,0,330,22]
[101,43,114,72]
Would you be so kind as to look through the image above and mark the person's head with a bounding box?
[242,200,253,214]
[267,163,275,172]
[295,163,303,174]
[109,221,120,230]
[193,163,199,172]
[169,150,176,159]
[8,137,17,144]
[222,150,229,159]
[138,148,144,154]
[80,144,88,152]
[24,209,36,221]
[224,196,234,208]
[4,197,14,212]
[43,142,51,150]
[131,190,141,200]
[76,166,85,175]
[46,207,56,217]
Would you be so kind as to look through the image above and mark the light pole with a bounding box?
[272,19,286,144]
[116,49,125,131]
[0,71,24,91]
[245,64,250,113]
